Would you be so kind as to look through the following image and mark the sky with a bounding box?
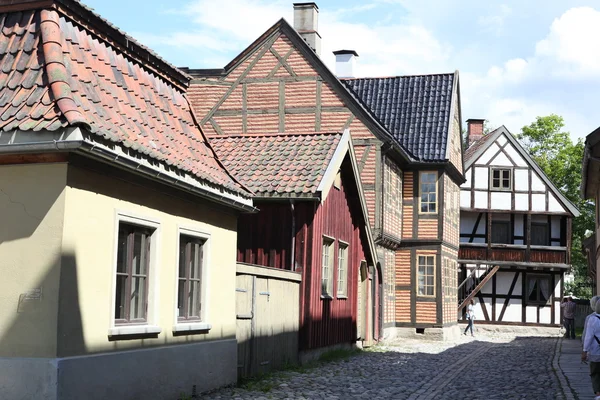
[82,0,600,140]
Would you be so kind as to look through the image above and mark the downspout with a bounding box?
[290,199,296,271]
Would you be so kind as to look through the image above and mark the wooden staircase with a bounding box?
[457,265,500,312]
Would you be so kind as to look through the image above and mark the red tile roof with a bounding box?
[464,129,498,163]
[210,132,342,197]
[0,6,249,197]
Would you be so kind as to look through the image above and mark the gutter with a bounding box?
[0,140,258,213]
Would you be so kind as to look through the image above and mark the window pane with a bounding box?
[493,178,500,187]
[177,279,185,317]
[429,203,436,213]
[427,286,434,296]
[188,280,201,318]
[503,170,510,179]
[130,276,146,320]
[503,178,510,187]
[493,170,500,179]
[116,229,128,273]
[178,239,186,279]
[191,243,203,279]
[427,257,434,266]
[115,275,127,319]
[427,266,434,276]
[426,276,434,286]
[132,232,147,276]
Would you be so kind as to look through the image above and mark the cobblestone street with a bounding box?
[202,332,577,400]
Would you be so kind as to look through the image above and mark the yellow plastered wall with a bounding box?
[59,165,238,357]
[0,163,67,357]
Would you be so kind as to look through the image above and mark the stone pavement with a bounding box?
[201,331,583,399]
[557,337,595,400]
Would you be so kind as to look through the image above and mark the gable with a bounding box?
[189,33,366,139]
[460,129,579,216]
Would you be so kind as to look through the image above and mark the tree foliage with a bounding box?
[516,114,594,298]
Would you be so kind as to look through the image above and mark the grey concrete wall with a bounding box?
[57,339,237,400]
[0,357,58,400]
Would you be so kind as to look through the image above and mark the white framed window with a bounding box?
[173,227,211,333]
[417,255,435,297]
[109,212,161,337]
[491,168,511,190]
[337,241,348,298]
[419,171,438,214]
[321,236,335,298]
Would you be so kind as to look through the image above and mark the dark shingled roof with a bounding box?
[211,132,341,197]
[342,74,455,162]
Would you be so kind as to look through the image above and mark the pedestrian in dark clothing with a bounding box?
[562,296,577,339]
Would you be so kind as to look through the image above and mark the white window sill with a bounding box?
[108,325,161,337]
[172,322,212,333]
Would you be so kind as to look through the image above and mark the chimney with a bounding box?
[293,3,321,56]
[467,119,485,147]
[333,50,359,78]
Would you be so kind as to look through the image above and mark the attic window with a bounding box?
[334,171,341,190]
[491,168,511,190]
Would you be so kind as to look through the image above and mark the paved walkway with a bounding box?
[201,332,587,399]
[557,337,595,400]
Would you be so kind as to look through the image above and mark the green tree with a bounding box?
[516,114,594,298]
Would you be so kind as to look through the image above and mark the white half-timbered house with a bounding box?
[458,120,579,326]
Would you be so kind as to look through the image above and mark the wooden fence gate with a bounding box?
[236,263,301,379]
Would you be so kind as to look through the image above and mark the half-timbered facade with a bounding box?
[185,2,465,339]
[211,131,379,357]
[460,121,579,326]
[582,126,600,293]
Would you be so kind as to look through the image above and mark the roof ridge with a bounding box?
[342,72,455,80]
[210,131,342,139]
[39,8,89,129]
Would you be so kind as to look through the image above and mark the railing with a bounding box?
[459,243,567,265]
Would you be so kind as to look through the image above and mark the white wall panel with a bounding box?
[491,192,511,210]
[532,172,545,192]
[497,134,507,146]
[548,192,566,213]
[460,212,479,234]
[474,167,488,189]
[515,193,528,211]
[502,300,522,322]
[505,144,527,167]
[532,194,546,211]
[474,191,487,208]
[496,272,515,295]
[463,168,472,189]
[554,278,562,297]
[539,306,551,324]
[490,151,513,166]
[526,306,537,323]
[460,190,471,208]
[478,143,500,165]
[514,169,529,191]
[555,301,562,323]
[512,273,522,295]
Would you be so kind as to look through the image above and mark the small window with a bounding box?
[491,168,511,190]
[321,238,334,297]
[337,243,348,297]
[178,235,206,321]
[115,223,153,325]
[417,255,435,297]
[526,275,550,304]
[531,223,549,246]
[491,220,511,244]
[419,172,437,214]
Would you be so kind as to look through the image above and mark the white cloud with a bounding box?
[535,7,600,77]
[477,4,512,35]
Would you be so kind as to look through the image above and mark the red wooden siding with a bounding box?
[302,160,369,350]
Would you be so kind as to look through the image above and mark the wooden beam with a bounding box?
[458,265,500,312]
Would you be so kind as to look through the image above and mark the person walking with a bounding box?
[583,296,600,344]
[463,299,475,337]
[562,296,577,339]
[582,300,600,400]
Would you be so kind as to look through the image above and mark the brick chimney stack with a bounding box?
[293,3,321,56]
[467,119,485,147]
